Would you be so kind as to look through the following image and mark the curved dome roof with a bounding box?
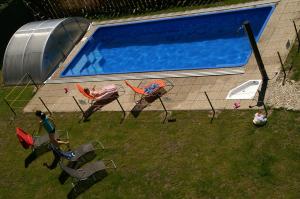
[2,17,90,85]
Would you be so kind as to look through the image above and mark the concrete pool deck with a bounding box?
[24,0,300,113]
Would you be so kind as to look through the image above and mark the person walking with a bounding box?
[35,110,70,169]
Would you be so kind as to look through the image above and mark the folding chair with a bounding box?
[76,83,125,105]
[59,140,105,184]
[69,140,104,163]
[16,128,69,151]
[75,83,126,121]
[60,159,116,191]
[125,79,174,102]
[125,79,174,122]
[16,128,69,168]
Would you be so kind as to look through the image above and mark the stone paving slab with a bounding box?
[24,0,300,113]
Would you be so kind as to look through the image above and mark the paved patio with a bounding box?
[24,0,300,113]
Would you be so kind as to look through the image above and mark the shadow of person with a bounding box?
[253,121,268,128]
[24,144,51,168]
[67,170,108,199]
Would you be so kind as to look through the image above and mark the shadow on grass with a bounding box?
[67,170,108,199]
[24,145,51,168]
[131,88,167,118]
[59,152,97,184]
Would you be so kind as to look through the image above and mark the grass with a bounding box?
[0,1,299,197]
[0,81,300,198]
[282,36,300,81]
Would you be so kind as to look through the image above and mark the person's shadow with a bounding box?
[25,144,51,168]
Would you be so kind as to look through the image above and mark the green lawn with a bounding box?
[0,82,300,198]
[1,32,300,197]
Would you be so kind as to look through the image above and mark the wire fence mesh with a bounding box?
[3,73,40,117]
[23,0,220,19]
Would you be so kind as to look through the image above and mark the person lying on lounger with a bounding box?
[83,85,119,121]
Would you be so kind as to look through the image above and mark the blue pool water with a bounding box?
[61,5,274,77]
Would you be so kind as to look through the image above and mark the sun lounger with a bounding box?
[76,83,97,104]
[125,79,174,102]
[59,159,116,188]
[16,128,69,150]
[69,140,104,163]
[75,83,126,121]
[58,140,105,184]
[16,128,69,168]
[125,79,166,96]
[76,83,124,103]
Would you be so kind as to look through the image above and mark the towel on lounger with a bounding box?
[144,83,159,94]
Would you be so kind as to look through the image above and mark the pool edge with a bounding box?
[46,67,245,84]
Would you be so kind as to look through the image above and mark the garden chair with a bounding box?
[16,127,69,167]
[76,83,125,105]
[68,140,104,163]
[16,127,69,150]
[125,79,174,102]
[60,159,116,192]
[75,83,126,121]
[125,79,174,122]
[59,140,105,184]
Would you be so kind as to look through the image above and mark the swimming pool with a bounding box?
[61,5,274,77]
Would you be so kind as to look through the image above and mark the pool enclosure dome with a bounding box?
[2,17,90,85]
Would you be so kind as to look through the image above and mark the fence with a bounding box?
[23,0,219,19]
[277,19,300,85]
[3,73,39,117]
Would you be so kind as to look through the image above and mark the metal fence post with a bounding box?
[38,97,52,115]
[277,51,286,85]
[116,98,126,122]
[26,73,39,90]
[204,91,215,123]
[72,96,84,114]
[158,96,168,123]
[293,20,300,53]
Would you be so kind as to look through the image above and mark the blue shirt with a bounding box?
[42,116,55,134]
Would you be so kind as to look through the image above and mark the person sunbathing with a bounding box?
[84,84,118,100]
[83,84,119,121]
